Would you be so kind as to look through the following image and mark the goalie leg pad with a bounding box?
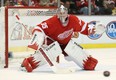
[21,41,62,72]
[83,56,98,70]
[21,58,33,72]
[27,56,41,69]
[21,51,47,72]
[64,39,98,70]
[41,41,62,63]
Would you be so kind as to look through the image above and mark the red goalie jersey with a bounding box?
[33,15,89,45]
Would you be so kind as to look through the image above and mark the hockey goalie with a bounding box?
[20,5,105,73]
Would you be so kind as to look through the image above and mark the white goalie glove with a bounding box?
[28,30,45,50]
[88,21,106,35]
[94,21,106,34]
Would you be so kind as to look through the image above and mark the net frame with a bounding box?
[1,6,57,68]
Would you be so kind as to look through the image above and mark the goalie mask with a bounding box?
[57,5,68,26]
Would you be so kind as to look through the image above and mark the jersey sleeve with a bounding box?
[79,20,89,35]
[73,16,89,35]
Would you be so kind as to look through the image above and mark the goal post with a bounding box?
[0,7,8,68]
[0,6,57,68]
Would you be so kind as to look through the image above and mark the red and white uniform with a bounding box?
[21,7,98,72]
[34,15,88,45]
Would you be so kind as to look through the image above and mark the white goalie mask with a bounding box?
[57,5,68,26]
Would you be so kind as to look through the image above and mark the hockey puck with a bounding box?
[8,52,13,58]
[103,71,110,77]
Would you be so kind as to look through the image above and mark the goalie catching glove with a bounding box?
[88,21,106,35]
[94,21,106,34]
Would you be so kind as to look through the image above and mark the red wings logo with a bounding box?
[58,28,73,40]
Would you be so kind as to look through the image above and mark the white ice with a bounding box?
[0,48,116,80]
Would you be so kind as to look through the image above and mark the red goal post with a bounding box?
[0,6,57,68]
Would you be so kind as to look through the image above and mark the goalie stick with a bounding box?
[15,15,32,36]
[14,14,76,74]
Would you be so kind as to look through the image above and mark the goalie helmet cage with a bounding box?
[0,6,57,68]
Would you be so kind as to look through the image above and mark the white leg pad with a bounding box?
[40,41,76,73]
[64,39,89,69]
[32,51,47,66]
[41,41,62,62]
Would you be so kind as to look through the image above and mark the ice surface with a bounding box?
[0,48,116,80]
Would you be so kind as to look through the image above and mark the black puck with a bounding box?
[103,71,110,77]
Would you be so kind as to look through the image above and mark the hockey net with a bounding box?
[0,6,57,68]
